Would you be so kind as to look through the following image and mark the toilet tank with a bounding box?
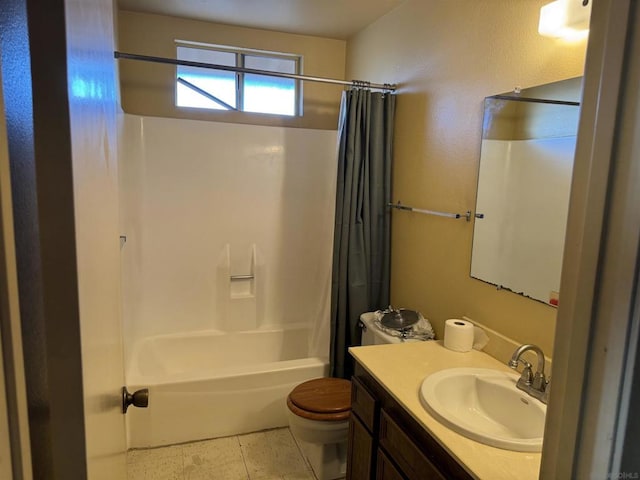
[359,312,425,345]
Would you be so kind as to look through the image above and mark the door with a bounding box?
[66,0,128,478]
[0,0,127,478]
[541,0,640,477]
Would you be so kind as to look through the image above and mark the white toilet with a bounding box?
[287,312,414,480]
[286,377,351,480]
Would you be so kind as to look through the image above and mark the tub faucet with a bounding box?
[508,344,550,404]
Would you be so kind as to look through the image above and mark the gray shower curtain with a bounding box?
[330,88,395,379]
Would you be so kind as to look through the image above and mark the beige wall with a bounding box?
[118,11,346,129]
[346,0,588,354]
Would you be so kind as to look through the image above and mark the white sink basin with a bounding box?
[419,368,546,452]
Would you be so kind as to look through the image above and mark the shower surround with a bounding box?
[119,114,337,447]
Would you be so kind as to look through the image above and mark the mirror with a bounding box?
[470,77,582,306]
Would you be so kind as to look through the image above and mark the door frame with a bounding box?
[541,0,640,477]
[0,0,89,477]
[0,48,32,480]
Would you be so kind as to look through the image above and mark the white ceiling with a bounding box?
[117,0,406,40]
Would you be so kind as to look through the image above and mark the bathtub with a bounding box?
[126,325,328,448]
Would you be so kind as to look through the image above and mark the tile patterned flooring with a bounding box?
[127,428,318,480]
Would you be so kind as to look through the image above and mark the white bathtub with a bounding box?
[126,325,328,448]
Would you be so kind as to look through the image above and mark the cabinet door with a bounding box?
[379,410,446,480]
[351,376,377,431]
[347,414,375,479]
[376,449,405,480]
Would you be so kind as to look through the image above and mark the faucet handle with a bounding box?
[510,358,534,386]
[532,371,547,391]
[542,377,551,403]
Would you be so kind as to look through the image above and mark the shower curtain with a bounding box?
[330,88,396,379]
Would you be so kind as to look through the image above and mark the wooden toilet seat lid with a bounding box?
[289,378,351,414]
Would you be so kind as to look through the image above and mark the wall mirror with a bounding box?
[470,77,582,306]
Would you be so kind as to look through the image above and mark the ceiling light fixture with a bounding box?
[539,0,592,40]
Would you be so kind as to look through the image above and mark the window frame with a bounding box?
[175,41,303,116]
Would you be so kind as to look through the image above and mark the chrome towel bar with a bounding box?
[388,201,472,222]
[230,275,254,281]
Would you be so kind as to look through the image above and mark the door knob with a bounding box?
[122,386,149,413]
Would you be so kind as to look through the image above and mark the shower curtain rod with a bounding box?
[114,51,397,92]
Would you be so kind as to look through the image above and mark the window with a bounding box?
[176,43,301,116]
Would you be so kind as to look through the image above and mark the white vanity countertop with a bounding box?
[349,341,542,480]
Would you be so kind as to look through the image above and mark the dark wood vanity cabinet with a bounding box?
[346,369,378,479]
[376,449,405,480]
[346,362,474,480]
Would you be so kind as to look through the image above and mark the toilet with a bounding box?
[286,378,351,480]
[287,312,417,480]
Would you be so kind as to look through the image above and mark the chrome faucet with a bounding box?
[508,344,550,404]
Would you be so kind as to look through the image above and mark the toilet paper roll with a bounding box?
[443,319,475,352]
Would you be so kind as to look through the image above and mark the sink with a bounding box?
[419,368,546,452]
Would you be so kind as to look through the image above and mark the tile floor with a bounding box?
[127,428,318,480]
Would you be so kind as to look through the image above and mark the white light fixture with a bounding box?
[539,0,592,39]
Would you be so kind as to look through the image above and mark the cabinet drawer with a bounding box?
[379,410,446,480]
[376,449,405,480]
[351,376,377,432]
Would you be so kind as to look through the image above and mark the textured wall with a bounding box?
[346,0,588,353]
[118,10,346,130]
